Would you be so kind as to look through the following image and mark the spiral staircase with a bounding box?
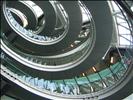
[1,1,133,100]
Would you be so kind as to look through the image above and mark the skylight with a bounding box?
[111,1,133,47]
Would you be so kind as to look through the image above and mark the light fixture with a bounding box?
[103,82,107,88]
[70,44,74,47]
[110,56,114,64]
[131,6,133,12]
[90,86,94,92]
[92,67,96,72]
[82,73,85,76]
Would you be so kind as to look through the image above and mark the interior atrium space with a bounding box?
[1,1,133,100]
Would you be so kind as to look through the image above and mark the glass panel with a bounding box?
[116,63,126,78]
[65,79,79,95]
[111,1,120,11]
[91,80,104,92]
[88,73,104,92]
[53,80,64,93]
[75,76,91,94]
[121,57,129,68]
[110,62,120,70]
[124,50,131,58]
[37,79,45,89]
[88,73,101,82]
[118,25,130,34]
[119,36,131,46]
[48,81,58,92]
[119,23,129,29]
[111,63,121,73]
[99,68,115,86]
[116,17,126,23]
[116,14,125,19]
[110,62,125,80]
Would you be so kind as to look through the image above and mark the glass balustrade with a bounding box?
[1,49,132,96]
